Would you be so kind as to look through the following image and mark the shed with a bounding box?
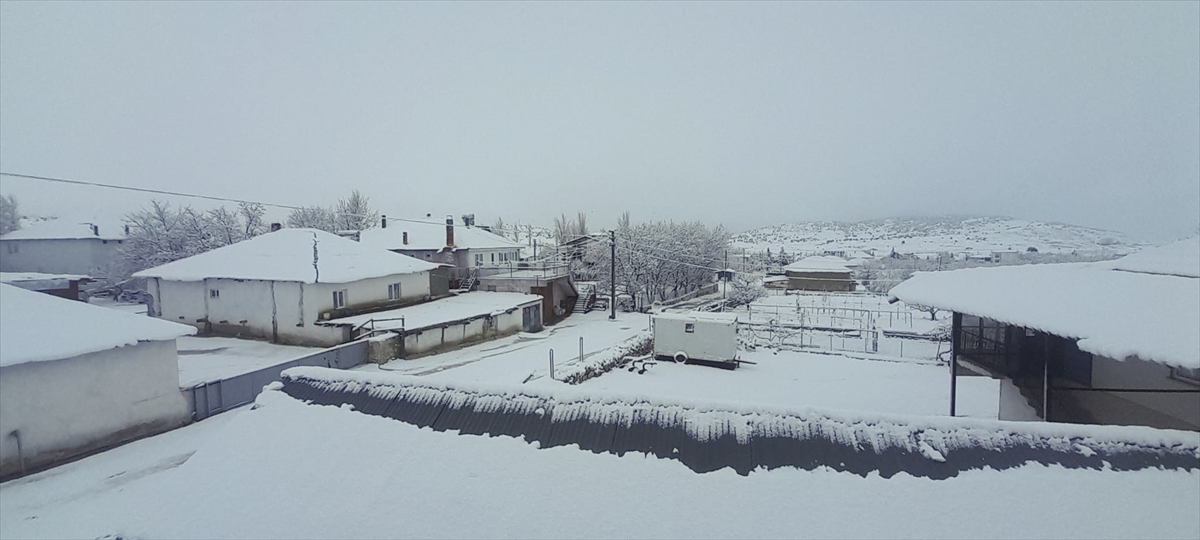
[0,284,195,480]
[653,311,739,368]
[889,237,1200,431]
[0,218,126,276]
[783,256,856,291]
[134,228,442,347]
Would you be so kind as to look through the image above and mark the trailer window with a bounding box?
[685,323,694,333]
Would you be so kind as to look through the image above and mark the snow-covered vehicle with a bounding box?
[652,311,739,369]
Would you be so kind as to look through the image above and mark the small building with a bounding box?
[359,216,524,283]
[0,218,126,276]
[0,284,194,480]
[133,228,443,347]
[652,311,739,369]
[476,269,577,325]
[784,256,856,292]
[319,292,544,359]
[991,251,1020,264]
[0,272,91,301]
[890,238,1200,431]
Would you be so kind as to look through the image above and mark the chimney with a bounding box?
[445,215,455,248]
[270,222,282,232]
[402,231,408,245]
[92,224,99,236]
[124,224,130,235]
[426,213,432,218]
[381,215,387,229]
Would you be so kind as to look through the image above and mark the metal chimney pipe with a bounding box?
[445,215,455,248]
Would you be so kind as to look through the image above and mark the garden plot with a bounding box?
[582,347,1000,419]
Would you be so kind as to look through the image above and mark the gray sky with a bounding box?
[1,2,1197,240]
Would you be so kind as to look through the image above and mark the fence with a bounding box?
[182,340,369,421]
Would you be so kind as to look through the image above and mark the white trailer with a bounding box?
[652,311,739,369]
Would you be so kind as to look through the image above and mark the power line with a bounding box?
[0,171,307,211]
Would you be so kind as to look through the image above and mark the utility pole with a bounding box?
[610,229,616,320]
[722,249,728,312]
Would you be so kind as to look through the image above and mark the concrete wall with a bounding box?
[1056,355,1200,431]
[400,302,537,358]
[152,272,431,347]
[785,271,856,292]
[0,238,120,275]
[0,339,190,479]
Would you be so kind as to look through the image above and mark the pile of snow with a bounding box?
[890,256,1199,369]
[133,228,439,284]
[0,284,195,366]
[322,292,542,331]
[558,331,652,384]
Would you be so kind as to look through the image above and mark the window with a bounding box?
[475,253,483,266]
[685,323,695,333]
[388,283,401,300]
[491,253,495,263]
[209,289,220,299]
[333,290,347,309]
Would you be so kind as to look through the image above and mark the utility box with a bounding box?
[652,311,739,368]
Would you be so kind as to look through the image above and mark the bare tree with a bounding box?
[287,206,337,232]
[0,194,19,235]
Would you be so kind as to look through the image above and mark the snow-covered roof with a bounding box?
[133,229,440,284]
[1106,237,1199,278]
[889,256,1200,369]
[0,284,195,367]
[784,256,852,273]
[321,292,542,331]
[655,311,739,323]
[359,220,522,252]
[0,217,126,241]
[0,272,91,291]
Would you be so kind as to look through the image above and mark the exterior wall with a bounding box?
[0,238,120,275]
[0,340,190,479]
[399,302,539,358]
[785,270,855,292]
[1056,355,1200,431]
[153,271,431,347]
[480,275,575,325]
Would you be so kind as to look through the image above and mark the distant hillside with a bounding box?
[731,216,1138,256]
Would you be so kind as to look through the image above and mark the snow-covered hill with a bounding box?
[732,216,1138,256]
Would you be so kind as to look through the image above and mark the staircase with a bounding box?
[573,284,593,314]
[457,269,477,294]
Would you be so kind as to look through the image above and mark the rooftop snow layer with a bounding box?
[133,228,440,284]
[1107,237,1200,278]
[889,261,1200,369]
[0,272,91,291]
[0,283,195,367]
[280,367,1200,479]
[0,217,126,241]
[784,255,853,273]
[321,292,542,331]
[359,219,522,251]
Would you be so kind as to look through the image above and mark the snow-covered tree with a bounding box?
[286,205,337,232]
[118,200,268,279]
[727,274,767,307]
[333,190,379,232]
[0,194,20,235]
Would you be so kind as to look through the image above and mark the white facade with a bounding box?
[653,312,740,364]
[0,339,190,479]
[150,271,433,347]
[0,237,121,275]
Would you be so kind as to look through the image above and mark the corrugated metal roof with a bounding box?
[280,372,1200,479]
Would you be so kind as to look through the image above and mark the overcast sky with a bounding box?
[1,2,1197,240]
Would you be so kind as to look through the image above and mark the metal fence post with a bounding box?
[550,349,555,380]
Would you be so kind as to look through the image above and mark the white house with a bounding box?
[133,228,442,347]
[784,256,856,291]
[359,216,523,282]
[0,218,126,276]
[0,284,194,480]
[890,238,1200,431]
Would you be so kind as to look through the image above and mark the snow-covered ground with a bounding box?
[733,216,1138,257]
[2,390,1195,539]
[582,349,999,418]
[355,309,651,385]
[176,336,323,387]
